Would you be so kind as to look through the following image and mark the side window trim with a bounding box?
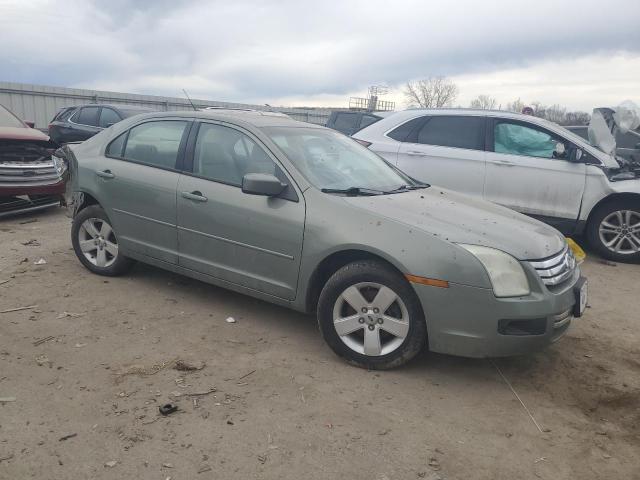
[488,117,576,160]
[183,120,299,201]
[104,119,193,172]
[384,116,428,142]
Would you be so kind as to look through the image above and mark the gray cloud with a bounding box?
[1,0,639,104]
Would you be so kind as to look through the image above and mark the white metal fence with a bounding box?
[0,82,337,129]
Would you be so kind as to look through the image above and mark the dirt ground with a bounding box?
[1,207,639,480]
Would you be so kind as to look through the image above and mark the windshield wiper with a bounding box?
[321,187,385,196]
[383,183,430,194]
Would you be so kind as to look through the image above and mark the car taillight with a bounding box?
[353,139,372,148]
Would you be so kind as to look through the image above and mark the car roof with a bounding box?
[131,109,324,129]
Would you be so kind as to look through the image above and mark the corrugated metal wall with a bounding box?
[0,82,338,129]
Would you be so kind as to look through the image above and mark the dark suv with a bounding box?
[48,104,153,144]
[325,111,384,136]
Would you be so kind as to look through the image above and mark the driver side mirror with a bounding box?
[241,173,286,197]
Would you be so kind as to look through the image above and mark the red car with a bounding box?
[0,104,67,217]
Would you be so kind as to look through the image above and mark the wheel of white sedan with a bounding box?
[587,199,640,263]
[317,260,427,369]
[71,205,134,276]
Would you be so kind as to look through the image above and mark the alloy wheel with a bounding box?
[598,210,640,255]
[78,217,119,268]
[332,282,409,356]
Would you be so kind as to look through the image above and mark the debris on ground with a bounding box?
[0,305,38,314]
[58,433,77,442]
[104,460,118,468]
[18,218,38,224]
[33,258,47,265]
[57,311,86,319]
[428,458,441,470]
[197,464,212,474]
[598,259,617,267]
[36,355,52,368]
[187,388,217,397]
[173,359,206,371]
[238,369,256,380]
[21,239,41,246]
[33,335,55,346]
[0,279,12,286]
[0,397,16,403]
[225,317,236,323]
[0,454,14,463]
[159,404,178,416]
[116,358,179,379]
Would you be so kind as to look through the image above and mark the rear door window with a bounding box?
[122,121,188,169]
[73,106,100,126]
[415,116,485,150]
[99,108,122,128]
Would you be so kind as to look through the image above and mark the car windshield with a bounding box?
[0,105,25,128]
[263,127,417,193]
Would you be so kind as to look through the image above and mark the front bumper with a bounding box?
[0,177,67,197]
[413,267,583,358]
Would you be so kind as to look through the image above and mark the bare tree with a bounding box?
[504,98,526,113]
[469,94,497,110]
[404,76,459,108]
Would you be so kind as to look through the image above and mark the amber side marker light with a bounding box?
[405,274,449,288]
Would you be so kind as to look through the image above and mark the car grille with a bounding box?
[528,246,576,287]
[0,160,60,186]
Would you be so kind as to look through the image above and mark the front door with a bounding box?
[177,122,305,300]
[96,119,191,263]
[395,115,487,198]
[483,118,586,229]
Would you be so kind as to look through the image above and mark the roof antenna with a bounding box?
[183,89,197,111]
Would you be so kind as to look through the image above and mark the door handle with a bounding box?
[181,191,208,202]
[493,160,515,167]
[406,151,427,156]
[96,169,115,179]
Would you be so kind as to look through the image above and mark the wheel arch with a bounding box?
[586,192,640,228]
[304,248,410,314]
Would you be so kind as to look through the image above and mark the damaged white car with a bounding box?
[354,102,640,262]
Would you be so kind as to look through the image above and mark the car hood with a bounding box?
[342,187,566,260]
[0,126,50,141]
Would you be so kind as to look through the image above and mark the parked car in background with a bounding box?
[354,109,640,262]
[61,109,586,369]
[0,104,67,217]
[48,104,153,144]
[325,110,386,136]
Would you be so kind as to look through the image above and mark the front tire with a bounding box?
[587,199,640,263]
[71,205,134,276]
[317,260,427,369]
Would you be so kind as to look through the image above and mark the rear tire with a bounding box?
[586,199,640,263]
[317,260,427,369]
[71,205,134,276]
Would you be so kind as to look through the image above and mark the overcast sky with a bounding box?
[2,0,639,111]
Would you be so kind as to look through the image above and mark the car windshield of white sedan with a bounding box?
[264,127,416,193]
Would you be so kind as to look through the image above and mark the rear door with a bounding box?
[484,117,586,228]
[95,119,191,263]
[68,106,102,141]
[396,115,487,198]
[98,107,123,129]
[176,121,305,300]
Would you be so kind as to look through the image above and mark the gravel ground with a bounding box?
[1,207,639,480]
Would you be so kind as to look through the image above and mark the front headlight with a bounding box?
[52,155,67,176]
[458,244,530,297]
